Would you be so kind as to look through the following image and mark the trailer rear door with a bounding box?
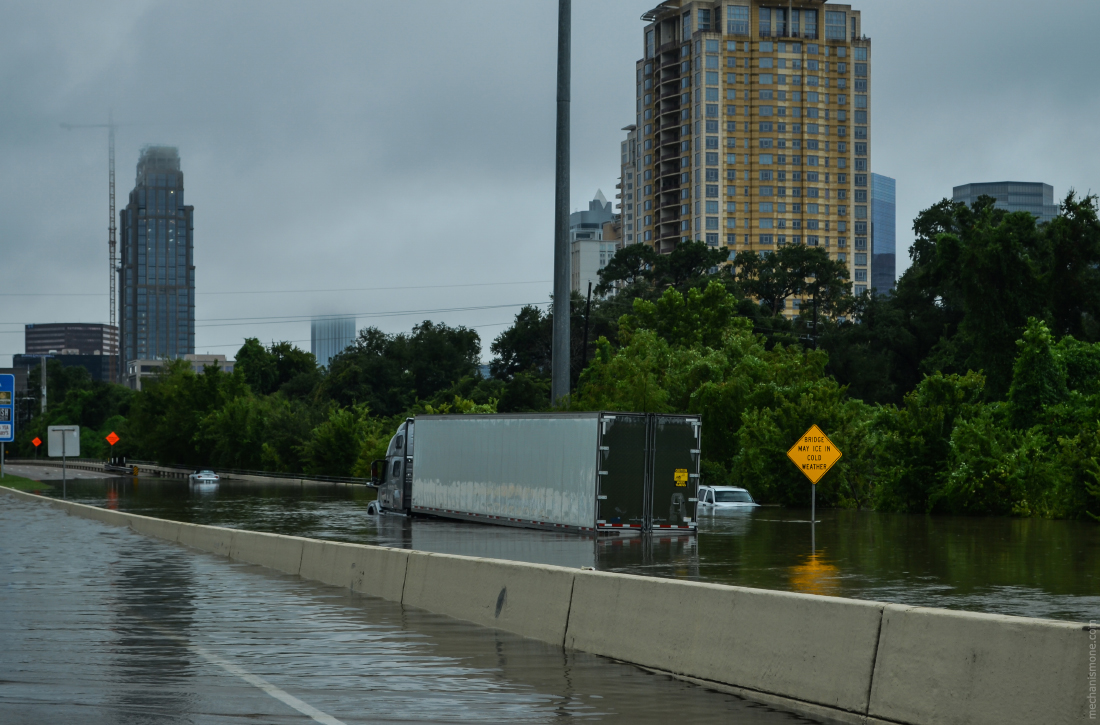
[648,415,700,531]
[597,414,647,531]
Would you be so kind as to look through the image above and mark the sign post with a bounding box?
[48,425,80,498]
[0,374,14,479]
[786,424,843,551]
[32,436,42,461]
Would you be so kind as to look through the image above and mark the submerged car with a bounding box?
[697,485,758,510]
[189,469,220,484]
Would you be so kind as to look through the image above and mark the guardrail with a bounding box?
[7,458,371,487]
[125,460,371,486]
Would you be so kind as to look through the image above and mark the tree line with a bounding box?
[13,193,1100,519]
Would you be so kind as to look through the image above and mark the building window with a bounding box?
[727,5,749,35]
[706,184,719,197]
[854,48,868,61]
[855,206,868,219]
[855,95,868,109]
[706,152,719,165]
[825,11,846,40]
[855,253,868,265]
[855,270,868,282]
[760,219,774,229]
[705,169,720,181]
[759,235,774,245]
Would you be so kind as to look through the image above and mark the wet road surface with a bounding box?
[0,495,820,724]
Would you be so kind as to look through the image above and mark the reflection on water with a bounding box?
[788,552,840,597]
[33,475,1100,623]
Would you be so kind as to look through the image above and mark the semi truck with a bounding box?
[368,412,701,535]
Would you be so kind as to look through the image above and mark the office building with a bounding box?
[952,181,1058,224]
[870,172,895,294]
[311,317,357,368]
[118,145,196,371]
[125,354,234,391]
[24,323,118,356]
[14,322,119,382]
[570,191,620,296]
[633,1,870,313]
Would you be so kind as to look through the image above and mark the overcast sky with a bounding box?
[1,0,1097,366]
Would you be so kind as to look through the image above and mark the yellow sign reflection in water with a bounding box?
[789,552,840,597]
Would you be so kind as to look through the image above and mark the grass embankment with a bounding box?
[0,474,54,492]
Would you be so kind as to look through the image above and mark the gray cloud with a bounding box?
[0,0,1096,363]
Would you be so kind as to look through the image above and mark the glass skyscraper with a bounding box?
[118,146,195,366]
[311,316,357,368]
[951,181,1058,223]
[871,173,895,294]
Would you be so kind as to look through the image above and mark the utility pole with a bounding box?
[582,281,592,368]
[40,355,47,414]
[551,0,572,406]
[61,113,120,383]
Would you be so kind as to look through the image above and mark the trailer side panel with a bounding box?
[412,415,599,530]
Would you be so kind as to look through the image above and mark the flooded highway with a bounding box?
[7,465,1100,623]
[0,493,818,724]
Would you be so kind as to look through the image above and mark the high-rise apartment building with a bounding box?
[634,1,870,313]
[311,316,356,368]
[952,182,1058,224]
[618,125,640,245]
[870,172,895,294]
[118,146,195,368]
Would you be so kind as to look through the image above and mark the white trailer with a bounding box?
[370,412,701,535]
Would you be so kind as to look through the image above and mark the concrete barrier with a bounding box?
[177,521,236,558]
[229,528,307,576]
[564,569,884,716]
[298,539,409,602]
[2,484,1089,725]
[868,603,1090,725]
[401,551,577,646]
[129,513,184,543]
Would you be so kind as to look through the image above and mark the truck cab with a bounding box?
[370,419,413,515]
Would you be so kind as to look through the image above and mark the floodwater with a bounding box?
[0,496,816,724]
[13,469,1100,623]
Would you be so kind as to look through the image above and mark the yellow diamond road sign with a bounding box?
[787,425,843,484]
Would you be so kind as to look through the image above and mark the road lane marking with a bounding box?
[137,619,347,725]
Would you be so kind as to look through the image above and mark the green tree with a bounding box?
[299,403,389,478]
[324,322,480,416]
[1007,318,1068,429]
[650,240,730,290]
[873,371,987,513]
[595,243,657,294]
[735,245,849,317]
[235,338,320,397]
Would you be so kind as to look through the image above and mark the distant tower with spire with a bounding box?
[570,190,620,296]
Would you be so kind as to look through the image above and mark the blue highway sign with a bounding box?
[0,374,14,443]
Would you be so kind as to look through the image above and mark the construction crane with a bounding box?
[61,113,119,382]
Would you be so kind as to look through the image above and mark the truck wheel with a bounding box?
[366,501,379,515]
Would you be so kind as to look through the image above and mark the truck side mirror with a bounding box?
[370,459,386,485]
